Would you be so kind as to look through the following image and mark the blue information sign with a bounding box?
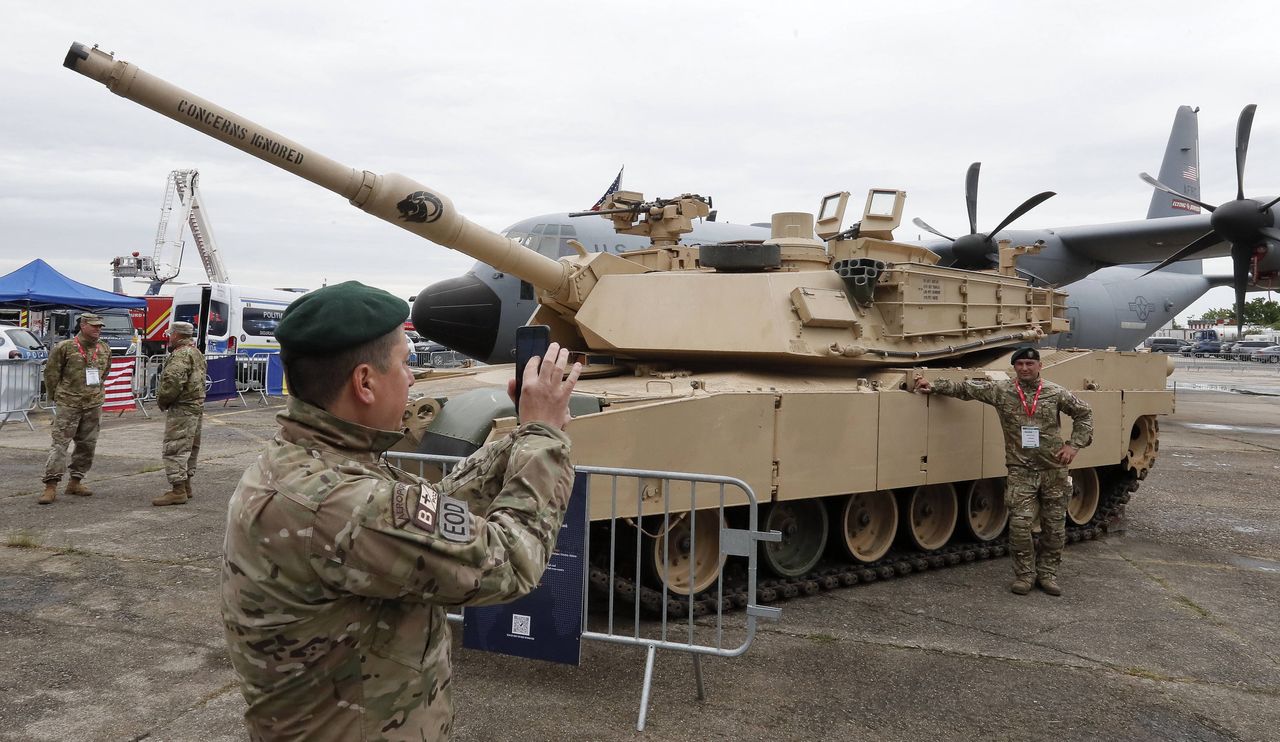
[462,472,587,665]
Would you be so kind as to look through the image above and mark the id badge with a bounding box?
[1020,426,1040,449]
[85,367,101,386]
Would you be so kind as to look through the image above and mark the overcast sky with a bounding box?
[2,1,1277,323]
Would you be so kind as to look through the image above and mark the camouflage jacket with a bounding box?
[157,339,207,410]
[931,376,1093,470]
[43,334,113,409]
[221,397,573,741]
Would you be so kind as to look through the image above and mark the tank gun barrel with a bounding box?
[63,42,570,297]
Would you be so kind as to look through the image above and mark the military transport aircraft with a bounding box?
[413,106,1269,363]
[916,105,1278,337]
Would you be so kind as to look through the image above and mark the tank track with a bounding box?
[588,465,1139,619]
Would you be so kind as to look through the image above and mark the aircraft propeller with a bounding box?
[913,162,1056,270]
[1140,104,1280,336]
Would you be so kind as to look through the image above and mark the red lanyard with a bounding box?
[1015,380,1042,418]
[73,337,100,365]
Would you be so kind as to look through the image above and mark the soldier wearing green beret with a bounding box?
[912,346,1093,596]
[39,312,113,504]
[153,321,206,506]
[220,280,581,741]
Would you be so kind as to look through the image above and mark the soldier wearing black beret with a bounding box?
[222,280,582,740]
[912,345,1092,597]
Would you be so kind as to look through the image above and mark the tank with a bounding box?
[67,43,1173,612]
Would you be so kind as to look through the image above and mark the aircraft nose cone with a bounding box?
[412,274,501,362]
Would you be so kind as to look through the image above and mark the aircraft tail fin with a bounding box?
[1147,106,1201,219]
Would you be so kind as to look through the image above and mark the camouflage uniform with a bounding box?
[42,333,113,483]
[221,397,573,741]
[157,337,207,485]
[930,376,1093,581]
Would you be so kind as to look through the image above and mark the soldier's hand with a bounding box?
[911,374,932,394]
[1056,444,1078,465]
[507,342,582,430]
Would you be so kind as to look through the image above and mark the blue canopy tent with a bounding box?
[0,259,145,311]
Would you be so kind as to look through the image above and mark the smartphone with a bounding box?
[514,325,551,411]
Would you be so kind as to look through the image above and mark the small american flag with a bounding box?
[1182,165,1199,181]
[589,167,624,211]
[102,357,137,413]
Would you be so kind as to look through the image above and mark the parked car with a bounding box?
[1183,340,1222,357]
[406,330,434,355]
[1144,337,1186,353]
[1250,345,1280,363]
[1230,340,1274,361]
[0,323,48,360]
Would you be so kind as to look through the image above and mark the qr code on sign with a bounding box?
[511,614,531,637]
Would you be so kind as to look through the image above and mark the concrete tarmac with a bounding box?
[1,359,1278,741]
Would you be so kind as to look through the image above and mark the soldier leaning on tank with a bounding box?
[221,281,582,742]
[153,321,206,507]
[38,312,113,505]
[911,346,1093,597]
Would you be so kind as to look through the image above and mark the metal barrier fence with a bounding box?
[0,359,43,431]
[136,352,280,405]
[425,349,468,368]
[235,354,270,404]
[386,451,781,731]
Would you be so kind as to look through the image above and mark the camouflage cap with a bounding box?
[1010,346,1041,364]
[79,312,105,326]
[275,281,408,354]
[171,321,195,337]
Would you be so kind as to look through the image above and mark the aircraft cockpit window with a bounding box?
[554,225,580,257]
[529,224,563,256]
[502,228,535,248]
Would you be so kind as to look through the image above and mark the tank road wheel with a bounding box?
[961,478,1009,542]
[1126,415,1159,480]
[761,499,829,577]
[837,491,898,563]
[902,483,958,551]
[1067,467,1101,526]
[650,509,726,596]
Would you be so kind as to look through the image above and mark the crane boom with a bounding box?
[175,170,229,284]
[112,168,231,294]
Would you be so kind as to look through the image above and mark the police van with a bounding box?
[172,283,305,356]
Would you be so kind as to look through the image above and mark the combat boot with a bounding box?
[1037,577,1062,597]
[1010,578,1033,595]
[65,478,93,497]
[38,482,57,505]
[152,482,188,507]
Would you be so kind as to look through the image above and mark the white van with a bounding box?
[172,283,304,356]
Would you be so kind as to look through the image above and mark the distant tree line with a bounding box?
[1200,298,1280,329]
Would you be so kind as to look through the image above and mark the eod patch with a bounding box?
[404,484,472,543]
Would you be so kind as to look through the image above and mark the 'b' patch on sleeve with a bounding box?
[409,486,441,534]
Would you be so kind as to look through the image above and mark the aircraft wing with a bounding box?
[1051,213,1221,265]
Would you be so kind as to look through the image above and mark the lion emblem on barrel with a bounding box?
[397,191,444,224]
